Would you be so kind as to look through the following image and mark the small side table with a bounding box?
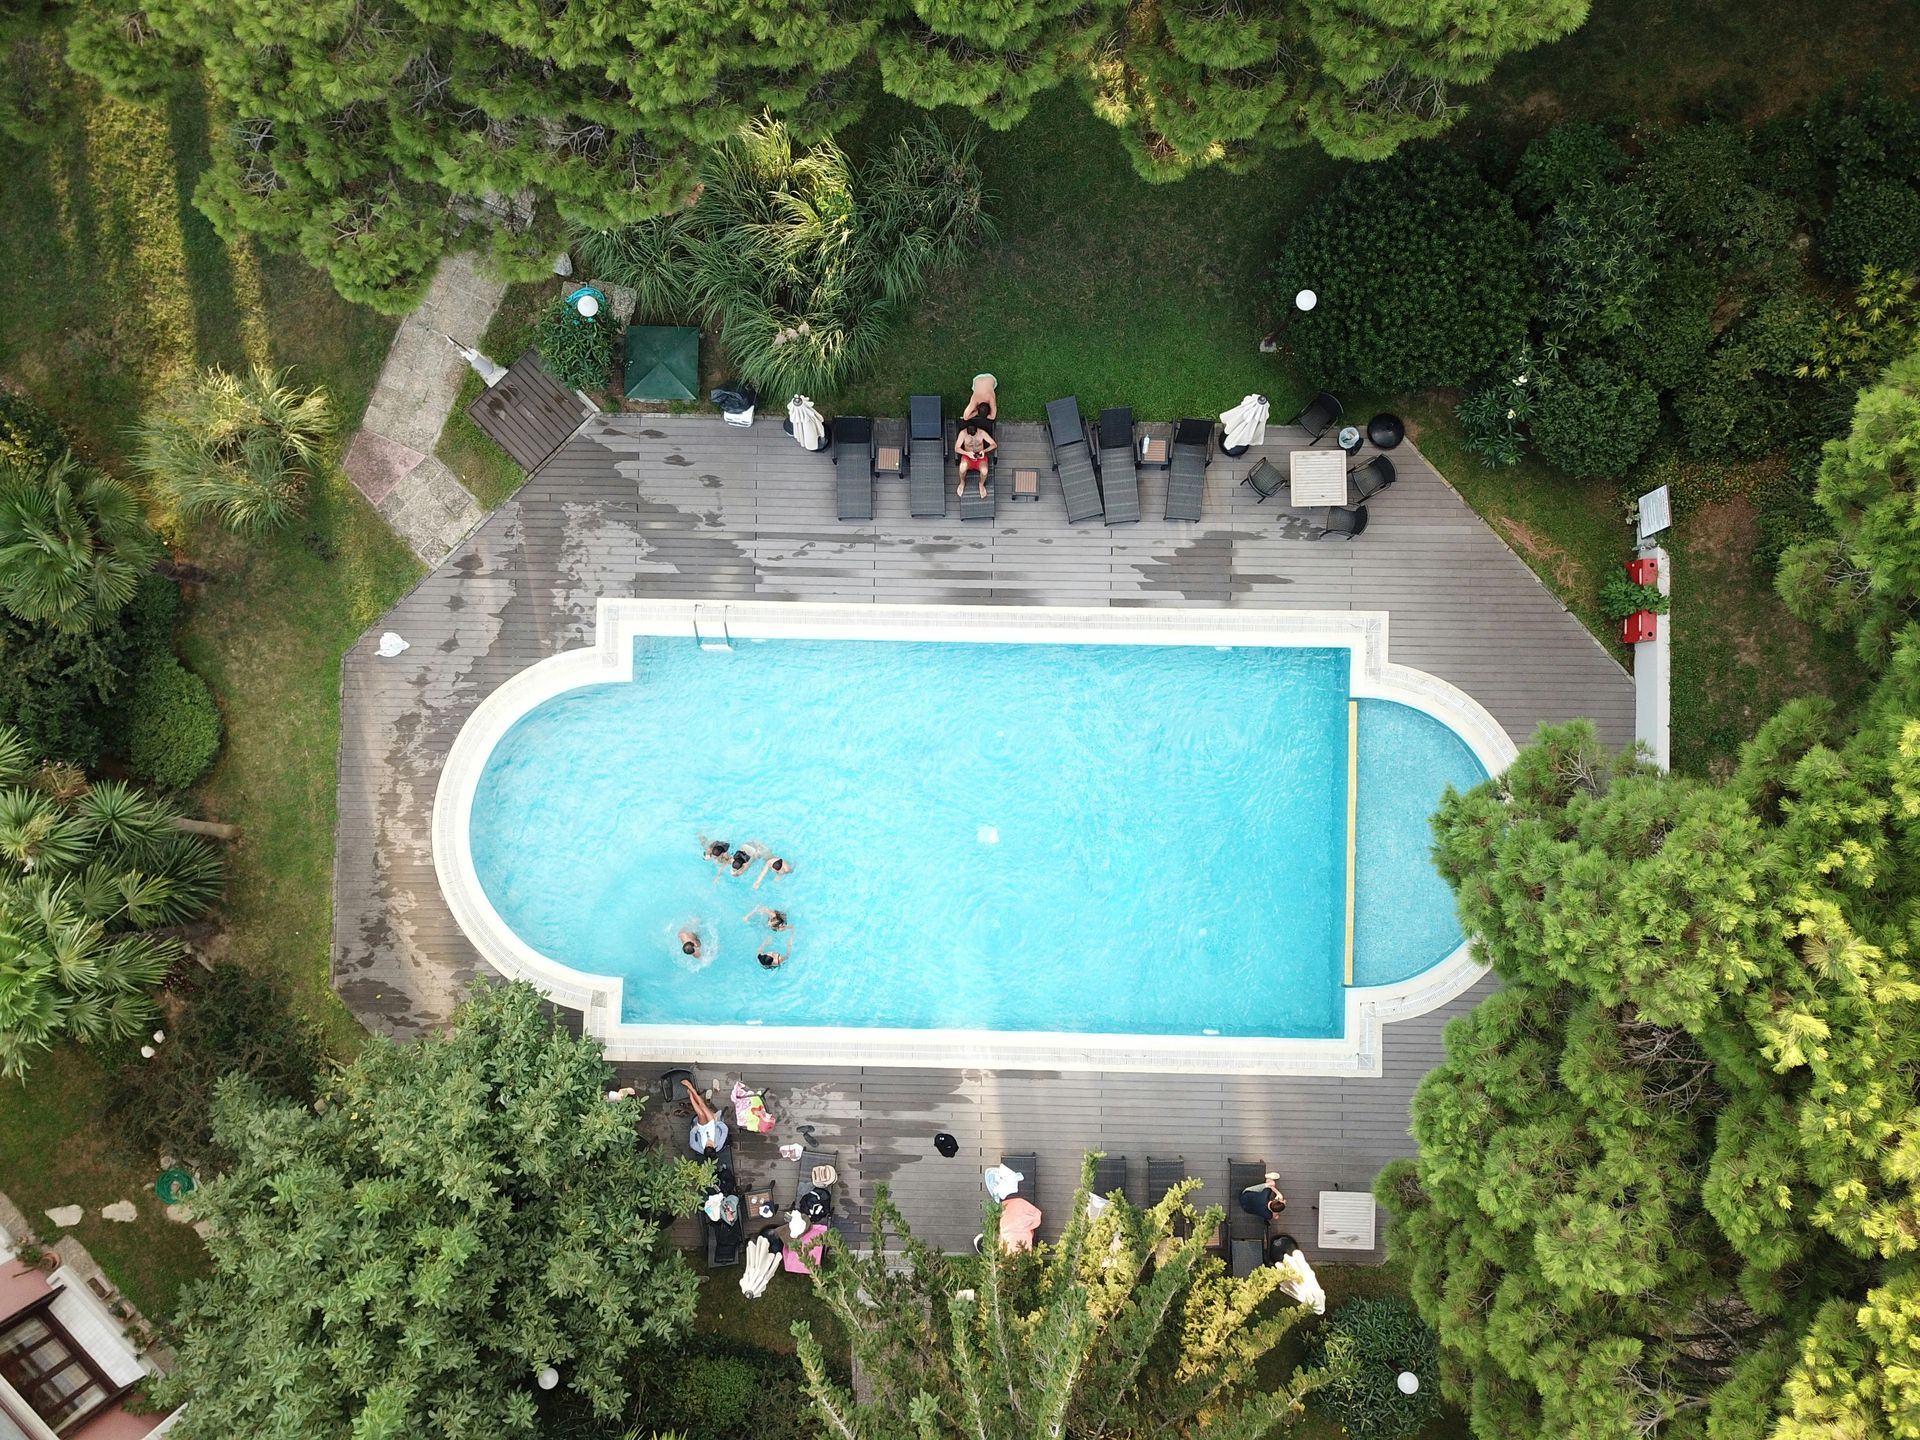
[746,1188,776,1223]
[1337,426,1363,456]
[1138,435,1170,469]
[875,445,903,477]
[1012,468,1041,501]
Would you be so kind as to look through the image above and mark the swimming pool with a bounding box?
[435,602,1514,1076]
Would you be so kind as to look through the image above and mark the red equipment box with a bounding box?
[1622,609,1658,644]
[1626,557,1659,585]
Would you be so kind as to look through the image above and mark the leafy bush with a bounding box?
[575,119,994,399]
[1511,120,1629,214]
[630,1335,816,1440]
[1534,180,1664,341]
[1819,175,1920,280]
[1634,122,1794,272]
[1528,356,1659,478]
[0,389,66,470]
[1599,572,1668,619]
[1273,148,1532,393]
[1456,356,1536,467]
[534,297,621,392]
[1615,256,1718,391]
[132,365,334,534]
[1310,1296,1440,1440]
[679,1355,757,1433]
[123,655,221,788]
[0,452,160,634]
[108,964,324,1164]
[1797,265,1919,384]
[1675,288,1825,458]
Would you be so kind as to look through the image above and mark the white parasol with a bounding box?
[1274,1249,1326,1315]
[438,332,509,387]
[739,1235,779,1298]
[788,395,827,451]
[1221,394,1270,451]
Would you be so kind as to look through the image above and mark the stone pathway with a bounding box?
[342,252,504,565]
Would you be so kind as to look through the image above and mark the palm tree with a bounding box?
[0,452,160,632]
[132,365,335,534]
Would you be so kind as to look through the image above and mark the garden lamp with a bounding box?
[1294,289,1317,312]
[1397,1371,1419,1395]
[537,1366,560,1391]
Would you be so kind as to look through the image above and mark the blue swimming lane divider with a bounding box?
[1344,700,1358,986]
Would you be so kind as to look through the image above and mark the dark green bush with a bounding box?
[1819,175,1920,279]
[534,297,621,392]
[1599,573,1668,620]
[1634,123,1794,272]
[0,389,66,470]
[679,1355,757,1433]
[1615,257,1719,391]
[107,964,324,1164]
[1534,181,1664,342]
[124,655,221,788]
[1310,1296,1440,1440]
[1511,120,1629,214]
[1273,148,1531,393]
[1674,289,1824,458]
[1528,356,1659,478]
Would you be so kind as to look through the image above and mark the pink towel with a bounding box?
[782,1223,828,1273]
[732,1081,776,1133]
[998,1196,1043,1253]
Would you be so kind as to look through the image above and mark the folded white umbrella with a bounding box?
[788,395,827,451]
[739,1236,778,1298]
[1274,1249,1326,1315]
[1221,393,1270,451]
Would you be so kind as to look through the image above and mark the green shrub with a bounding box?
[1634,123,1794,272]
[1819,176,1920,280]
[123,655,221,788]
[1599,572,1668,619]
[1675,288,1824,458]
[0,389,66,470]
[1615,256,1718,391]
[1310,1296,1440,1440]
[679,1355,758,1433]
[107,963,324,1164]
[1528,356,1659,478]
[1511,120,1629,213]
[534,296,621,392]
[1534,180,1664,342]
[1456,358,1535,467]
[1273,148,1532,393]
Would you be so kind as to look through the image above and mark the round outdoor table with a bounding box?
[1337,425,1363,455]
[1367,412,1405,449]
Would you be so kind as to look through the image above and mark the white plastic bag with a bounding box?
[983,1165,1024,1201]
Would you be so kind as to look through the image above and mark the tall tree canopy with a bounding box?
[154,981,706,1440]
[1378,682,1920,1439]
[64,0,1588,309]
[796,1156,1323,1439]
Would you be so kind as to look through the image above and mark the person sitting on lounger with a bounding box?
[964,373,998,421]
[954,420,996,498]
[683,1079,731,1155]
[753,856,792,889]
[678,929,703,959]
[1239,1171,1287,1221]
[744,905,790,932]
[757,934,793,970]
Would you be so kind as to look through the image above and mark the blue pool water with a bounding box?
[469,637,1485,1038]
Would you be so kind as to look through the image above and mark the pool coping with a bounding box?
[431,600,1515,1077]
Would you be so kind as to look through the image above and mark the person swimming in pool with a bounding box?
[744,905,790,932]
[678,929,703,959]
[700,837,731,872]
[757,934,792,970]
[753,856,792,889]
[727,842,765,878]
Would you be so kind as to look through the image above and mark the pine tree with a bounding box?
[153,981,706,1440]
[1380,681,1920,1440]
[796,1153,1324,1439]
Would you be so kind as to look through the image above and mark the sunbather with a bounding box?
[683,1079,731,1155]
[1239,1171,1287,1221]
[964,372,998,421]
[954,419,996,498]
[753,856,792,889]
[744,905,790,931]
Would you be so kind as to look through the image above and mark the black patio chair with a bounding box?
[1312,504,1369,540]
[1227,1159,1271,1278]
[834,415,874,522]
[1288,391,1342,444]
[1096,408,1140,524]
[1349,455,1396,502]
[1148,1156,1193,1239]
[1166,418,1211,521]
[908,394,946,517]
[1090,1154,1129,1203]
[1241,456,1285,503]
[1046,397,1104,523]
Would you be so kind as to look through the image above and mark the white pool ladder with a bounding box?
[692,605,733,652]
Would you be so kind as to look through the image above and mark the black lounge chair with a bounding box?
[835,416,874,522]
[1147,1155,1193,1239]
[1096,408,1141,525]
[954,417,997,520]
[1091,1154,1129,1203]
[1289,391,1343,444]
[1046,397,1104,524]
[1227,1159,1269,1278]
[1242,456,1285,502]
[1166,418,1210,522]
[1349,455,1396,501]
[705,1202,744,1268]
[1313,504,1369,540]
[908,394,946,517]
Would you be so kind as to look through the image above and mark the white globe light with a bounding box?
[152,1030,166,1043]
[140,1045,155,1059]
[1397,1371,1420,1396]
[574,293,600,318]
[537,1366,559,1391]
[1295,289,1318,312]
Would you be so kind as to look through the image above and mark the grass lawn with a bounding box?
[0,1047,211,1318]
[692,1254,848,1365]
[437,281,551,509]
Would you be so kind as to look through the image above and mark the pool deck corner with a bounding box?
[333,411,1633,1254]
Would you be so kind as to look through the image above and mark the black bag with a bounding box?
[709,382,757,415]
[798,1185,833,1222]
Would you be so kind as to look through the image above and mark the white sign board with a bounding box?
[1637,484,1672,540]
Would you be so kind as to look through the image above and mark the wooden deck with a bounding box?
[332,411,1634,1258]
[462,350,592,471]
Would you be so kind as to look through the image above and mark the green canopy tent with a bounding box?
[623,325,700,402]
